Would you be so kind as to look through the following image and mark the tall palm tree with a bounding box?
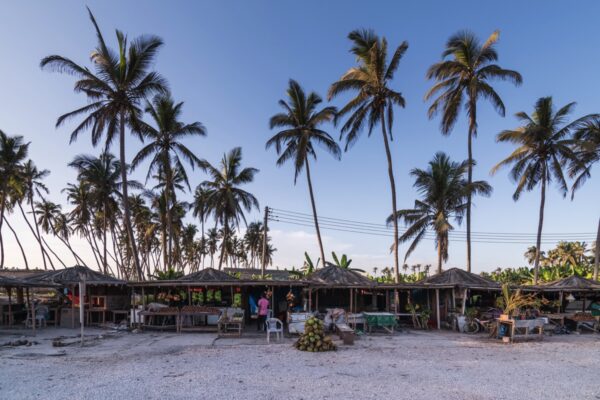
[201,147,259,269]
[491,97,594,283]
[192,185,210,239]
[569,118,600,279]
[132,93,206,269]
[69,152,126,274]
[20,160,52,269]
[40,9,168,279]
[389,152,491,273]
[267,79,340,266]
[34,200,84,265]
[0,130,29,268]
[328,29,408,283]
[425,30,522,272]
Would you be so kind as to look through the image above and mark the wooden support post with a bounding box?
[559,291,563,313]
[7,287,12,326]
[308,288,312,312]
[79,280,85,346]
[71,285,75,329]
[451,289,456,312]
[461,289,468,315]
[315,290,319,313]
[385,289,390,312]
[435,289,440,330]
[261,207,268,278]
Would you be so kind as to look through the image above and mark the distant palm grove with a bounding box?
[0,9,599,284]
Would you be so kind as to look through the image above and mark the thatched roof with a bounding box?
[178,267,239,282]
[224,267,295,281]
[539,275,600,292]
[419,268,500,290]
[25,265,125,286]
[0,275,34,287]
[306,265,374,288]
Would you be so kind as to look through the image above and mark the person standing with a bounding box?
[257,292,270,331]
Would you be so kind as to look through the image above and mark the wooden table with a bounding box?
[140,308,179,331]
[178,306,221,333]
[497,318,544,342]
[217,316,243,337]
[87,308,107,325]
[363,312,397,334]
[112,310,129,324]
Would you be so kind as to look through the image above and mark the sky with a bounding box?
[1,1,599,274]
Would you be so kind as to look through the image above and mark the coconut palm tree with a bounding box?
[0,130,29,268]
[425,30,522,272]
[267,79,340,266]
[34,200,84,265]
[389,152,491,273]
[201,147,259,270]
[69,152,126,274]
[132,93,206,269]
[569,117,600,279]
[192,185,210,239]
[491,97,595,283]
[328,29,408,283]
[20,160,53,269]
[40,9,168,279]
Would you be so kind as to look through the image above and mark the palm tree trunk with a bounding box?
[119,112,143,280]
[19,202,53,270]
[466,98,476,273]
[380,114,400,283]
[218,224,228,270]
[103,203,108,275]
[40,236,67,267]
[84,227,103,271]
[161,227,168,272]
[305,158,326,268]
[165,164,173,270]
[437,236,443,275]
[593,217,599,281]
[533,172,547,284]
[3,216,29,269]
[0,197,6,268]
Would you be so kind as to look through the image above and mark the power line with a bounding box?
[267,207,597,245]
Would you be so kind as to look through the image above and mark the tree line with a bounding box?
[1,11,599,283]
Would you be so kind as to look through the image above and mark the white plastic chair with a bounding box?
[266,318,283,343]
[26,305,48,328]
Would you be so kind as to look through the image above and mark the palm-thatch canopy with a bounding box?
[0,275,35,287]
[178,267,239,282]
[538,275,600,292]
[419,268,501,290]
[24,265,125,286]
[224,268,295,281]
[306,265,374,288]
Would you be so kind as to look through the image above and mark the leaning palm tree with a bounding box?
[492,97,595,283]
[192,185,210,239]
[328,29,408,283]
[201,147,259,270]
[0,130,29,268]
[389,152,491,273]
[267,79,340,266]
[40,9,168,279]
[132,93,206,269]
[569,118,600,279]
[426,30,522,272]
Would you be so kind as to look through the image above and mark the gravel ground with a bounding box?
[1,328,599,399]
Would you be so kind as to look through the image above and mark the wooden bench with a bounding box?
[335,323,355,345]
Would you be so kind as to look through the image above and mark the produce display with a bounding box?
[294,317,336,352]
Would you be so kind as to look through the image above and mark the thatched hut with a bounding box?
[304,266,376,313]
[538,275,600,292]
[536,275,600,314]
[418,268,500,329]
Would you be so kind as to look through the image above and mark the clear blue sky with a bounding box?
[1,1,599,273]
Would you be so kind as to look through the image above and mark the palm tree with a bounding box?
[20,160,52,269]
[34,200,84,265]
[192,186,210,239]
[389,152,491,273]
[492,97,594,283]
[201,147,259,270]
[425,30,522,272]
[132,93,206,269]
[206,228,219,268]
[40,9,168,279]
[569,117,600,279]
[0,130,29,268]
[328,29,408,283]
[69,152,127,274]
[267,79,340,266]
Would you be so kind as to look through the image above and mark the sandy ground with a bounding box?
[1,327,600,400]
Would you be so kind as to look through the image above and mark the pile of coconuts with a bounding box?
[294,316,336,352]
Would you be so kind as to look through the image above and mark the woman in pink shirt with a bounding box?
[257,292,270,331]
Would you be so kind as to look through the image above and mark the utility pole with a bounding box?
[261,207,269,278]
